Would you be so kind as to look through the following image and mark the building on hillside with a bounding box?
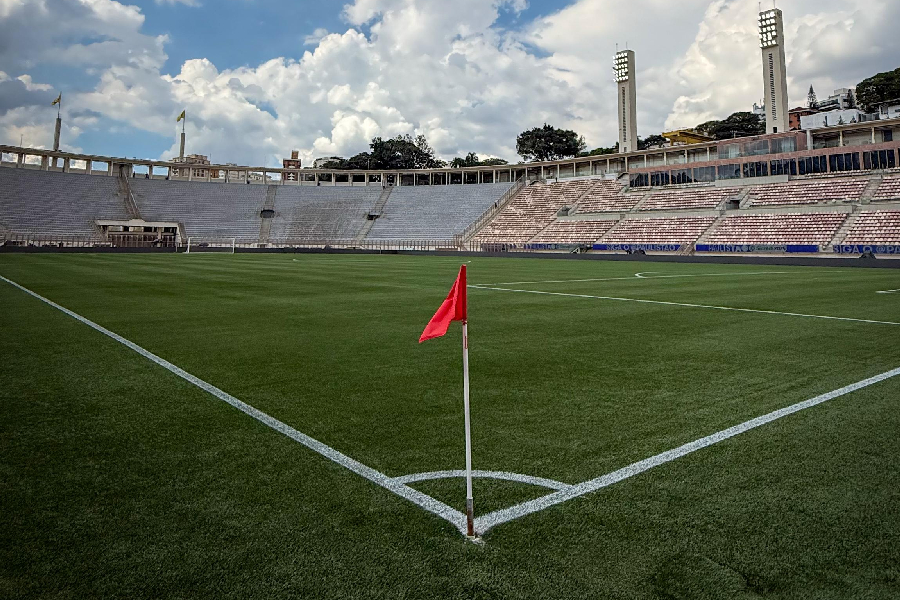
[752,102,766,118]
[170,154,214,178]
[800,109,865,130]
[817,88,856,111]
[877,99,900,121]
[789,107,817,130]
[313,157,342,168]
[283,150,302,182]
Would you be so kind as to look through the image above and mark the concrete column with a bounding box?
[41,155,49,171]
[839,131,844,147]
[245,170,250,184]
[188,167,193,182]
[179,132,185,159]
[108,161,114,176]
[509,168,512,182]
[223,169,229,183]
[413,172,417,185]
[332,172,336,186]
[206,168,211,182]
[872,127,876,144]
[663,152,668,166]
[707,147,711,162]
[684,150,689,164]
[606,158,611,172]
[16,153,24,168]
[64,158,71,173]
[644,155,648,168]
[147,165,153,179]
[540,165,544,180]
[493,169,497,183]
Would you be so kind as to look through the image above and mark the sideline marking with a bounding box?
[877,288,900,294]
[475,364,900,534]
[481,271,791,286]
[0,275,468,535]
[469,285,900,326]
[394,470,571,491]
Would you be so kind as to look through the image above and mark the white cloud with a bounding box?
[0,0,898,168]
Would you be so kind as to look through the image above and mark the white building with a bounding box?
[800,108,864,130]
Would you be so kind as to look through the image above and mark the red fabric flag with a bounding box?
[419,265,467,343]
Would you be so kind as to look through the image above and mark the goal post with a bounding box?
[183,237,237,254]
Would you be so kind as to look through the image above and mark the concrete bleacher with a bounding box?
[530,219,617,244]
[0,167,127,237]
[575,181,634,213]
[474,180,594,243]
[603,216,716,245]
[872,176,900,202]
[130,178,266,239]
[746,179,867,207]
[705,212,847,245]
[367,184,512,240]
[269,186,380,242]
[639,187,738,211]
[841,211,900,245]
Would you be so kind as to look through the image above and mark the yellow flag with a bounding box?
[177,110,186,122]
[51,93,61,106]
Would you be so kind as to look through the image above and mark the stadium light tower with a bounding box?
[614,49,638,153]
[759,8,789,134]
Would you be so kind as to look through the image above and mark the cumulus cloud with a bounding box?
[0,0,897,167]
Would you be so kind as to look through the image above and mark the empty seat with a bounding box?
[841,211,900,244]
[603,216,716,244]
[705,212,848,244]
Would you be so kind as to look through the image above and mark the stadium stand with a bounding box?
[269,186,380,242]
[638,187,738,211]
[474,180,594,243]
[872,176,900,202]
[367,183,512,240]
[840,211,900,245]
[130,178,266,240]
[0,167,126,237]
[602,216,717,245]
[705,212,848,245]
[746,179,867,207]
[530,219,617,244]
[574,181,635,213]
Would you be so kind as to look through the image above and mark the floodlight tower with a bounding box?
[614,49,638,153]
[759,8,789,134]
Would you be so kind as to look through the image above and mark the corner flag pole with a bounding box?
[460,265,475,537]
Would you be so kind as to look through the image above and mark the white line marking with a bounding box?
[394,470,571,490]
[0,275,469,535]
[481,271,792,286]
[469,285,900,326]
[877,288,900,294]
[475,365,900,534]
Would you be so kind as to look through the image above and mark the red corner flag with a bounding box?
[419,265,467,343]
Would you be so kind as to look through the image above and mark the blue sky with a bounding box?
[1,0,898,167]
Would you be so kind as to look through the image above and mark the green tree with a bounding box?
[368,134,446,169]
[638,134,666,150]
[856,67,900,113]
[695,112,764,140]
[449,152,509,168]
[516,124,586,162]
[580,143,618,157]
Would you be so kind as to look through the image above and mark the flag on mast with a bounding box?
[419,265,476,537]
[51,93,61,106]
[176,110,186,122]
[419,265,466,343]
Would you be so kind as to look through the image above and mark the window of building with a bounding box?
[670,169,692,185]
[742,161,769,178]
[742,140,770,156]
[769,137,797,154]
[769,159,796,176]
[718,163,742,180]
[630,173,649,188]
[650,171,670,186]
[864,150,896,170]
[797,155,827,175]
[829,152,860,172]
[693,166,716,183]
[719,143,740,159]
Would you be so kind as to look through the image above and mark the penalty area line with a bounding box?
[480,271,793,286]
[0,274,469,536]
[469,285,900,326]
[475,364,900,534]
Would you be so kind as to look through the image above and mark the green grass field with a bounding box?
[2,253,899,599]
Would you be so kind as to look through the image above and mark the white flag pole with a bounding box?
[462,318,474,537]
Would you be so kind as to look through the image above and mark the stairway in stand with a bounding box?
[258,185,277,245]
[354,186,393,244]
